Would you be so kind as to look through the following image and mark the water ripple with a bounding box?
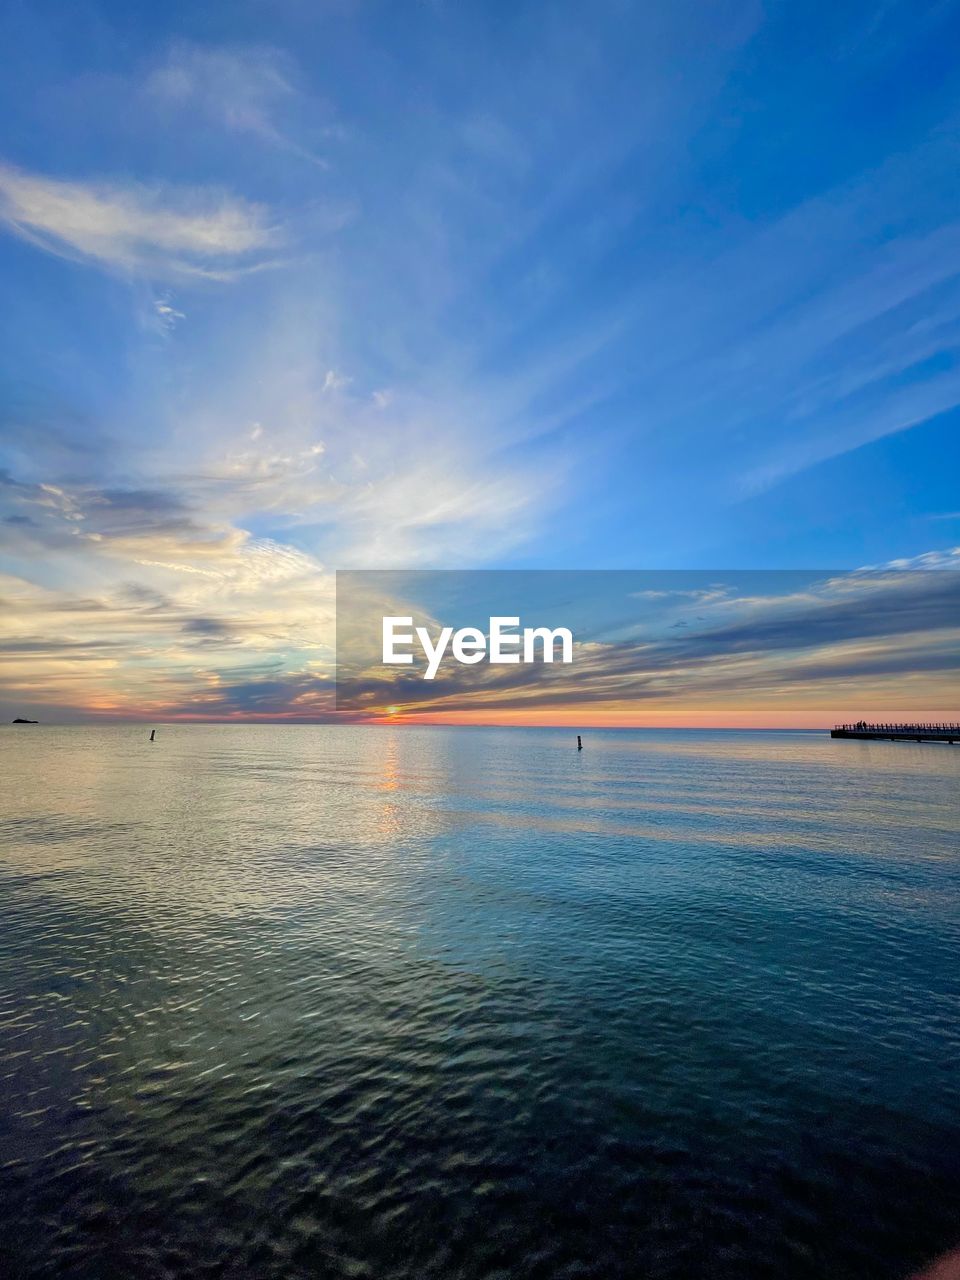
[0,725,958,1278]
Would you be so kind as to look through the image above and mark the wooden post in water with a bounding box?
[577,734,582,751]
[150,729,156,742]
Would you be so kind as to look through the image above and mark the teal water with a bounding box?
[1,725,958,1279]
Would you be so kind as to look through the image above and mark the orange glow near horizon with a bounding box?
[358,693,958,731]
[9,675,957,731]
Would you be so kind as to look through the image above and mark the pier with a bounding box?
[831,722,959,744]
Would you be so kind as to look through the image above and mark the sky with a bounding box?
[333,569,960,727]
[0,0,958,723]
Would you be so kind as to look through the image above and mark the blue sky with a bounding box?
[0,0,958,719]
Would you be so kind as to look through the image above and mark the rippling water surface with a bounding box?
[1,725,958,1279]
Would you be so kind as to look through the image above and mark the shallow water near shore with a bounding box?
[1,724,958,1279]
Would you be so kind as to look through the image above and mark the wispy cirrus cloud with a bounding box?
[144,42,332,168]
[0,162,280,279]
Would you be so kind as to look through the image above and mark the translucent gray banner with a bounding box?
[335,569,959,722]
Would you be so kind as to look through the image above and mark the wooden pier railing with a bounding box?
[831,722,959,743]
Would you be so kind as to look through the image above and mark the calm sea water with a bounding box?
[1,725,958,1279]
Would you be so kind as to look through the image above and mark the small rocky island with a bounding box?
[12,718,38,724]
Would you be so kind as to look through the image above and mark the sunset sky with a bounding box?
[1,0,959,724]
[333,569,960,727]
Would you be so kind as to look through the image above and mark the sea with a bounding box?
[1,725,958,1279]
